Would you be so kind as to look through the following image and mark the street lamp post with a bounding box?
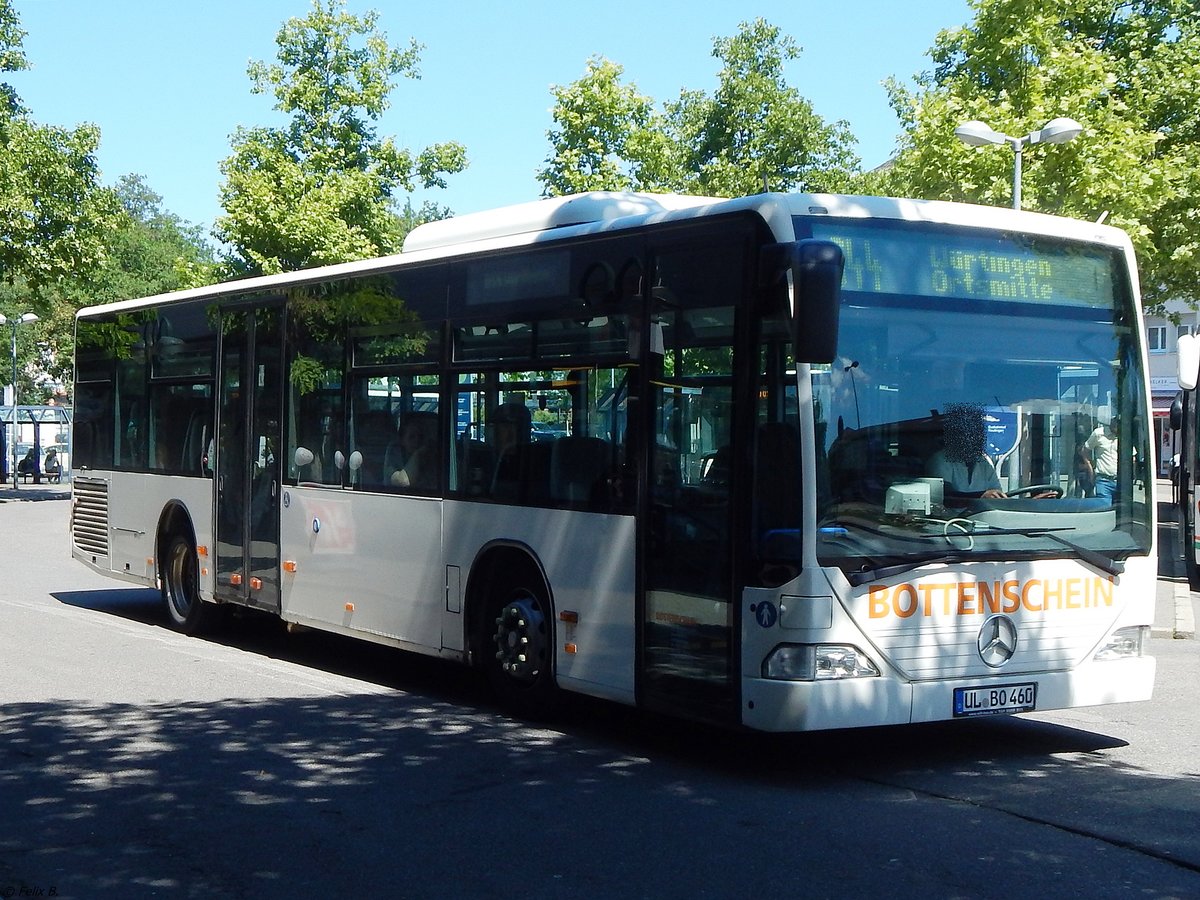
[954,117,1084,210]
[0,312,40,489]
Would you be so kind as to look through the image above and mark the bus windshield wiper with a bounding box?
[967,524,1125,577]
[841,524,1124,585]
[846,552,976,586]
[1043,531,1124,576]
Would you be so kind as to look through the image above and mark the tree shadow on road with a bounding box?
[34,585,1200,898]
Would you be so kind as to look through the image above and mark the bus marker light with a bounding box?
[283,560,298,573]
[565,643,578,654]
[345,602,355,612]
[559,610,579,624]
[201,567,209,577]
[249,577,262,590]
[146,558,154,567]
[197,546,208,557]
[230,573,243,586]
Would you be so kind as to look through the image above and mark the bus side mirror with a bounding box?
[1170,392,1184,431]
[1178,332,1199,391]
[760,240,844,363]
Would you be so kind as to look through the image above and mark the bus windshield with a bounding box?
[795,216,1153,580]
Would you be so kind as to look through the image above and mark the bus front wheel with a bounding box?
[483,573,559,718]
[162,533,214,635]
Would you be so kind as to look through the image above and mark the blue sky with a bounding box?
[11,0,971,237]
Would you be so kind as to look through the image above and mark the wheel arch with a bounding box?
[155,500,199,590]
[464,540,554,669]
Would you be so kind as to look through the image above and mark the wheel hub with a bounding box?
[493,596,547,684]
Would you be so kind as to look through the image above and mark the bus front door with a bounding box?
[214,305,284,614]
[640,242,742,724]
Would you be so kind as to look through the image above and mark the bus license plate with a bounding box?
[953,683,1037,717]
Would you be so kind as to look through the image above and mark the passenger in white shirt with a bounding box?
[1085,416,1120,503]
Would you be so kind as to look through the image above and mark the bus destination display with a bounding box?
[807,220,1117,308]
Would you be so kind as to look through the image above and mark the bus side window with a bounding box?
[550,435,610,505]
[352,409,397,489]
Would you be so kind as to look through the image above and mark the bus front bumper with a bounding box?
[740,655,1156,732]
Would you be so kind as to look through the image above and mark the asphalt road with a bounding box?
[2,490,1199,899]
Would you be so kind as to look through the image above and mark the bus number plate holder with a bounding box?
[953,683,1037,717]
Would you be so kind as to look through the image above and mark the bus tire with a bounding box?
[482,567,560,719]
[162,532,214,635]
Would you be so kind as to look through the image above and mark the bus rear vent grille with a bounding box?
[72,478,110,557]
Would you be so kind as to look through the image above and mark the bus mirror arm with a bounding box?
[778,240,843,364]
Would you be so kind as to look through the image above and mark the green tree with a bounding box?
[0,0,119,293]
[870,0,1200,313]
[668,19,860,196]
[394,197,452,243]
[0,0,122,401]
[0,0,26,114]
[538,19,859,198]
[538,56,678,195]
[23,175,217,399]
[216,0,467,275]
[97,175,217,301]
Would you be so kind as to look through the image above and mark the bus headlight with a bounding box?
[1093,626,1149,661]
[762,644,880,681]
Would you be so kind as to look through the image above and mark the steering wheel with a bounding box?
[1006,483,1063,498]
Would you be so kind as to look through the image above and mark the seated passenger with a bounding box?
[926,402,1005,499]
[490,400,531,498]
[355,409,397,487]
[389,412,437,490]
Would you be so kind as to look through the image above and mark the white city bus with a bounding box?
[70,191,1156,730]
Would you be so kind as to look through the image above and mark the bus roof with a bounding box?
[401,191,721,253]
[76,191,1135,318]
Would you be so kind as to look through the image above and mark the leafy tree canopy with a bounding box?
[539,56,675,196]
[669,18,860,196]
[0,0,120,293]
[217,0,467,275]
[538,19,859,198]
[868,0,1200,314]
[25,175,217,399]
[0,0,128,401]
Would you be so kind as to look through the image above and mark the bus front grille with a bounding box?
[71,478,110,557]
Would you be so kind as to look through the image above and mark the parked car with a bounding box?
[530,422,568,442]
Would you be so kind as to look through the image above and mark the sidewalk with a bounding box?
[0,477,71,503]
[1155,478,1197,640]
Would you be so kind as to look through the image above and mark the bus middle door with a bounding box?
[214,304,284,614]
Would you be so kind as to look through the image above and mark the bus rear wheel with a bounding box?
[484,575,559,719]
[162,533,214,635]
